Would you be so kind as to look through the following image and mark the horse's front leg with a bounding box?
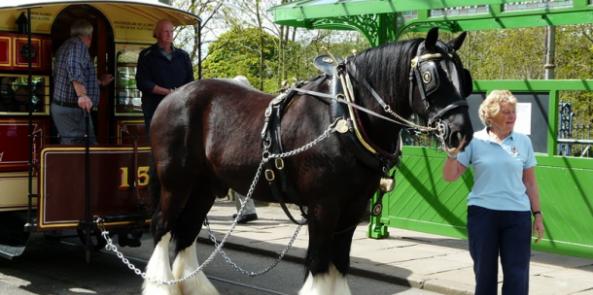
[143,220,181,295]
[332,198,368,276]
[171,188,219,295]
[299,204,352,295]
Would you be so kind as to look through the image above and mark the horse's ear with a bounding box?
[425,27,439,51]
[449,32,467,51]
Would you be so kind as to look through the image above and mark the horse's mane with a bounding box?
[350,38,422,112]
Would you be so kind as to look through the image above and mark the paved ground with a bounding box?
[198,199,593,295]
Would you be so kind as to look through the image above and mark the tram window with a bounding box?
[0,75,49,114]
[114,44,147,116]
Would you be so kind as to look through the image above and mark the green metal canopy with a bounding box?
[270,0,593,46]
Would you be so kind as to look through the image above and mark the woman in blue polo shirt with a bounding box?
[443,90,544,295]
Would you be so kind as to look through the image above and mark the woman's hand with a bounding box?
[533,213,544,243]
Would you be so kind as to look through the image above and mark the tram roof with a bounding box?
[0,0,199,43]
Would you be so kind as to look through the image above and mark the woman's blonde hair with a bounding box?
[478,90,517,126]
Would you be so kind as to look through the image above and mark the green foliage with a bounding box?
[452,26,593,127]
[202,26,279,90]
[202,26,369,92]
[456,28,546,80]
[283,30,369,83]
[555,25,593,80]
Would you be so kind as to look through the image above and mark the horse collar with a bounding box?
[331,63,400,171]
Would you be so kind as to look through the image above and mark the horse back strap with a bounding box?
[262,90,308,225]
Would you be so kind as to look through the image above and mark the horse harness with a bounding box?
[260,89,311,225]
[259,43,470,224]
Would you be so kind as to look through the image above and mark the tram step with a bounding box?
[0,243,26,260]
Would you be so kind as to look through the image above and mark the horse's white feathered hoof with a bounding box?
[143,233,181,295]
[142,281,181,295]
[172,241,219,295]
[299,264,351,295]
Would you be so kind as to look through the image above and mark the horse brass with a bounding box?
[379,177,395,192]
[422,71,432,83]
[335,119,349,134]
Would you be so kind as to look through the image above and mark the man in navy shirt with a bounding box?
[135,19,194,136]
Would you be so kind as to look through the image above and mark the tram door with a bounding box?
[51,5,115,144]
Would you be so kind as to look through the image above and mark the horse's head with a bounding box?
[409,27,473,152]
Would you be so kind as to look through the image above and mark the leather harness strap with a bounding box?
[262,90,309,225]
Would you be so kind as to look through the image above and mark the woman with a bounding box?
[443,90,545,295]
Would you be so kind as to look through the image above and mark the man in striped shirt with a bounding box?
[51,19,113,144]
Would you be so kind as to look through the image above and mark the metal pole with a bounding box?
[544,26,556,80]
[197,20,202,80]
[84,112,92,263]
[25,8,35,231]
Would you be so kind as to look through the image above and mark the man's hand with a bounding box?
[152,85,173,96]
[99,74,114,86]
[78,95,93,112]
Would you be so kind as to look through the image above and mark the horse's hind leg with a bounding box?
[171,187,219,295]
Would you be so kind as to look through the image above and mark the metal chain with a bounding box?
[98,221,146,278]
[96,119,340,285]
[265,121,338,160]
[205,220,303,277]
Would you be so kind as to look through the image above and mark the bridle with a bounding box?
[408,42,469,127]
[337,40,469,142]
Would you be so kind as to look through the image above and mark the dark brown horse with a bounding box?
[143,28,473,295]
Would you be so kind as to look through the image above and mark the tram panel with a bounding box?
[38,147,152,230]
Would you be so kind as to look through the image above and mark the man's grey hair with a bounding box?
[71,19,93,37]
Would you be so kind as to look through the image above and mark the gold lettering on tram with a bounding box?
[119,166,150,189]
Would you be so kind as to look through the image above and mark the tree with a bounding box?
[202,26,280,91]
[171,0,225,77]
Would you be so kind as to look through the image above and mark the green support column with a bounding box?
[368,168,396,239]
[368,191,389,239]
[547,90,559,156]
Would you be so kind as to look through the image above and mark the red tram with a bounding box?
[0,0,199,259]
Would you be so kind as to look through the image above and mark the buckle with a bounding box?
[264,169,275,181]
[275,158,284,170]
